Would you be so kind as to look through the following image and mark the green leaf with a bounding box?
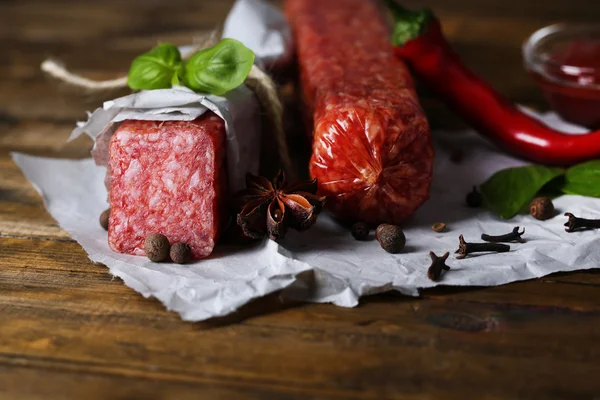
[561,160,600,197]
[127,43,182,90]
[171,64,184,86]
[480,165,565,219]
[184,38,255,96]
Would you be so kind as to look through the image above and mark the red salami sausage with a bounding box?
[285,0,433,225]
[108,114,226,260]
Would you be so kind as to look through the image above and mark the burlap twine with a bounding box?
[40,32,294,179]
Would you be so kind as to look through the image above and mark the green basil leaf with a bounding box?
[127,43,182,90]
[561,160,600,197]
[171,64,184,86]
[184,38,255,96]
[480,165,565,219]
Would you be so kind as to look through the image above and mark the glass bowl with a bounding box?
[523,23,600,129]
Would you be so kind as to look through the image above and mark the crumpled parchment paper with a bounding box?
[12,111,600,321]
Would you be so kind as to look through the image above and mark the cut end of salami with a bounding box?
[108,114,227,260]
[286,0,433,225]
[312,96,433,225]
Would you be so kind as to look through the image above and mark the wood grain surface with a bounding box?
[1,0,600,398]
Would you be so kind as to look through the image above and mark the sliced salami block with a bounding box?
[285,0,433,225]
[108,113,226,260]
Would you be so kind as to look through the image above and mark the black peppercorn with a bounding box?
[530,197,554,220]
[99,208,110,230]
[351,222,370,240]
[375,224,406,254]
[144,233,170,262]
[466,186,483,208]
[170,242,191,264]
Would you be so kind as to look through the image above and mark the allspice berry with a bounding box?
[351,222,370,241]
[375,224,406,254]
[170,242,191,264]
[530,197,555,220]
[99,208,110,230]
[144,233,170,262]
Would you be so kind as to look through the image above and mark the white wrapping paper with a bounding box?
[12,111,600,321]
[70,86,260,192]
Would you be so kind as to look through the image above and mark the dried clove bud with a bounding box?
[351,222,370,241]
[376,224,406,254]
[481,226,525,243]
[170,242,191,264]
[466,186,483,208]
[455,234,510,259]
[144,233,170,262]
[529,197,554,220]
[431,222,447,232]
[99,208,110,230]
[564,213,600,232]
[427,251,450,281]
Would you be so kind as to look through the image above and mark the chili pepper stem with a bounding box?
[383,0,432,47]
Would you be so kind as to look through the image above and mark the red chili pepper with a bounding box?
[385,1,600,166]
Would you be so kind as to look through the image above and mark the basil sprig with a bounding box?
[127,39,255,95]
[184,39,255,95]
[480,160,600,218]
[127,43,182,90]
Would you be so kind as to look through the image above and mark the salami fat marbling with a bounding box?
[108,114,226,260]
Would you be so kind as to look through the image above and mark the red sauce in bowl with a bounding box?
[524,25,600,129]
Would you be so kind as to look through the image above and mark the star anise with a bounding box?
[234,170,327,240]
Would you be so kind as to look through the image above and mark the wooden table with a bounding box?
[2,0,600,398]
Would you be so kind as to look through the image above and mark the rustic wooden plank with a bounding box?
[0,122,91,157]
[0,151,72,240]
[0,366,306,400]
[1,237,600,398]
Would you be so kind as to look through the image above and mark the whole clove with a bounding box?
[481,226,525,243]
[427,251,450,281]
[455,234,510,259]
[466,186,483,208]
[564,213,600,232]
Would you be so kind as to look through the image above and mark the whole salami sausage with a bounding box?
[285,0,433,225]
[108,114,226,260]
